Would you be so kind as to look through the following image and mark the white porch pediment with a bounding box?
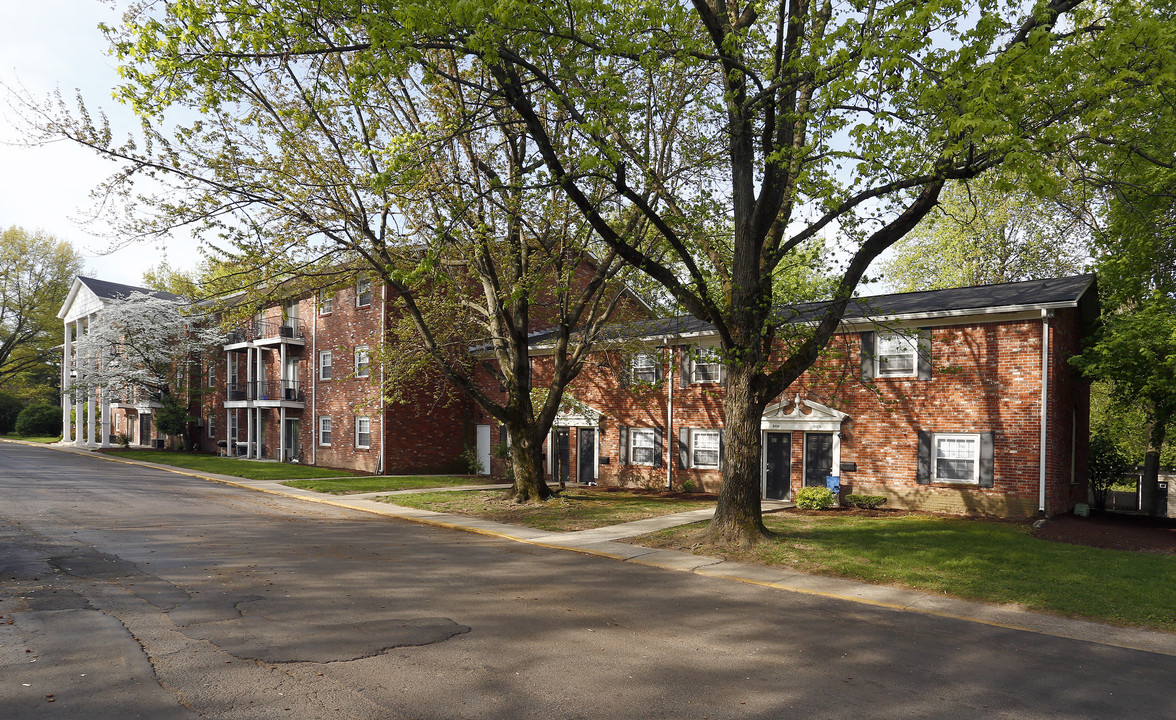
[551,397,604,427]
[761,395,848,432]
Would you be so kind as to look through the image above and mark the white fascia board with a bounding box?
[838,303,1079,331]
[56,278,85,320]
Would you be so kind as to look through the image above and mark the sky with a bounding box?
[0,0,202,287]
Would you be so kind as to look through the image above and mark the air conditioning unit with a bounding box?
[279,325,295,338]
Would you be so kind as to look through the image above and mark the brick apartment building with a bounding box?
[501,275,1098,518]
[61,273,1097,517]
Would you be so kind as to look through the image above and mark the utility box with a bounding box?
[1159,482,1169,517]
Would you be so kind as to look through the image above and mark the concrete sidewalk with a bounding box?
[15,439,1176,658]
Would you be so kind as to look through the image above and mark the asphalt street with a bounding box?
[1,441,1173,719]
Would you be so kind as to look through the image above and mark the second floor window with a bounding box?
[319,350,332,380]
[356,279,371,307]
[876,332,917,377]
[354,346,370,378]
[631,353,658,383]
[691,347,722,384]
[319,290,333,315]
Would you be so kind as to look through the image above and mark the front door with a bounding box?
[554,429,570,486]
[577,428,596,484]
[804,432,834,487]
[284,418,300,462]
[764,432,792,500]
[139,414,151,446]
[476,424,491,475]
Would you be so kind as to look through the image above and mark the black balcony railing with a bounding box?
[226,317,304,344]
[226,379,304,402]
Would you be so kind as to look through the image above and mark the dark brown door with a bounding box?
[765,432,791,500]
[804,433,833,487]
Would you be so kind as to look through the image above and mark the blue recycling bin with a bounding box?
[825,475,841,495]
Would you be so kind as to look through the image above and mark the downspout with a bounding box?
[1039,309,1051,515]
[379,282,387,475]
[665,340,673,489]
[312,299,317,467]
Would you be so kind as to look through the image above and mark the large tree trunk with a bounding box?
[1140,416,1168,516]
[704,362,771,545]
[508,427,554,503]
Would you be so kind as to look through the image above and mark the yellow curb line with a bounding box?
[13,440,1176,657]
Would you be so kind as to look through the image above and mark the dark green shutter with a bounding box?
[677,427,689,468]
[619,425,628,465]
[679,347,691,388]
[979,432,995,488]
[917,328,933,380]
[861,332,875,380]
[917,430,931,484]
[654,426,664,467]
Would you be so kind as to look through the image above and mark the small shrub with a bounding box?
[845,494,888,510]
[115,432,132,449]
[680,478,696,493]
[15,404,61,437]
[795,486,835,510]
[460,444,484,475]
[0,392,23,434]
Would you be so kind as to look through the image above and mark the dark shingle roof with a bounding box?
[78,276,181,302]
[528,274,1097,348]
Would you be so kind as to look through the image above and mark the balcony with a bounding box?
[224,317,306,348]
[224,379,305,407]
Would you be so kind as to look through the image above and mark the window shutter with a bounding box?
[655,351,665,382]
[720,363,728,388]
[718,429,726,470]
[979,431,995,488]
[654,426,664,467]
[619,425,629,465]
[618,355,631,387]
[679,347,691,388]
[917,430,931,484]
[917,328,933,381]
[677,427,689,469]
[861,332,875,380]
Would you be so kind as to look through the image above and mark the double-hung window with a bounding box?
[319,350,332,380]
[356,279,371,307]
[933,433,980,483]
[319,416,332,446]
[319,290,333,315]
[875,332,917,377]
[691,347,722,383]
[354,346,370,378]
[630,428,657,466]
[631,353,658,383]
[355,417,371,449]
[691,430,721,469]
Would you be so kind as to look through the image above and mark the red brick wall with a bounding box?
[521,311,1089,517]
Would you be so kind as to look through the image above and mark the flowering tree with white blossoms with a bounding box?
[73,292,222,439]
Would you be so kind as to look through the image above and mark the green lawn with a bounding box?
[381,488,715,532]
[282,475,489,494]
[103,450,360,480]
[3,434,62,443]
[636,511,1176,632]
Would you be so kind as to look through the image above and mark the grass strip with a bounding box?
[636,512,1176,632]
[3,434,63,443]
[282,475,488,494]
[103,449,360,480]
[381,487,715,532]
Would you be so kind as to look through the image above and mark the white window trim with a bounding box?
[355,416,371,449]
[319,416,332,446]
[319,350,333,381]
[354,346,370,378]
[356,279,371,307]
[319,290,333,315]
[691,347,723,384]
[207,416,216,438]
[629,428,657,467]
[875,331,918,378]
[931,432,980,484]
[691,429,721,470]
[631,352,658,383]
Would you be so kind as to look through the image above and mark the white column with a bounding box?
[279,405,286,463]
[246,347,255,458]
[74,319,84,447]
[226,407,232,456]
[62,320,72,442]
